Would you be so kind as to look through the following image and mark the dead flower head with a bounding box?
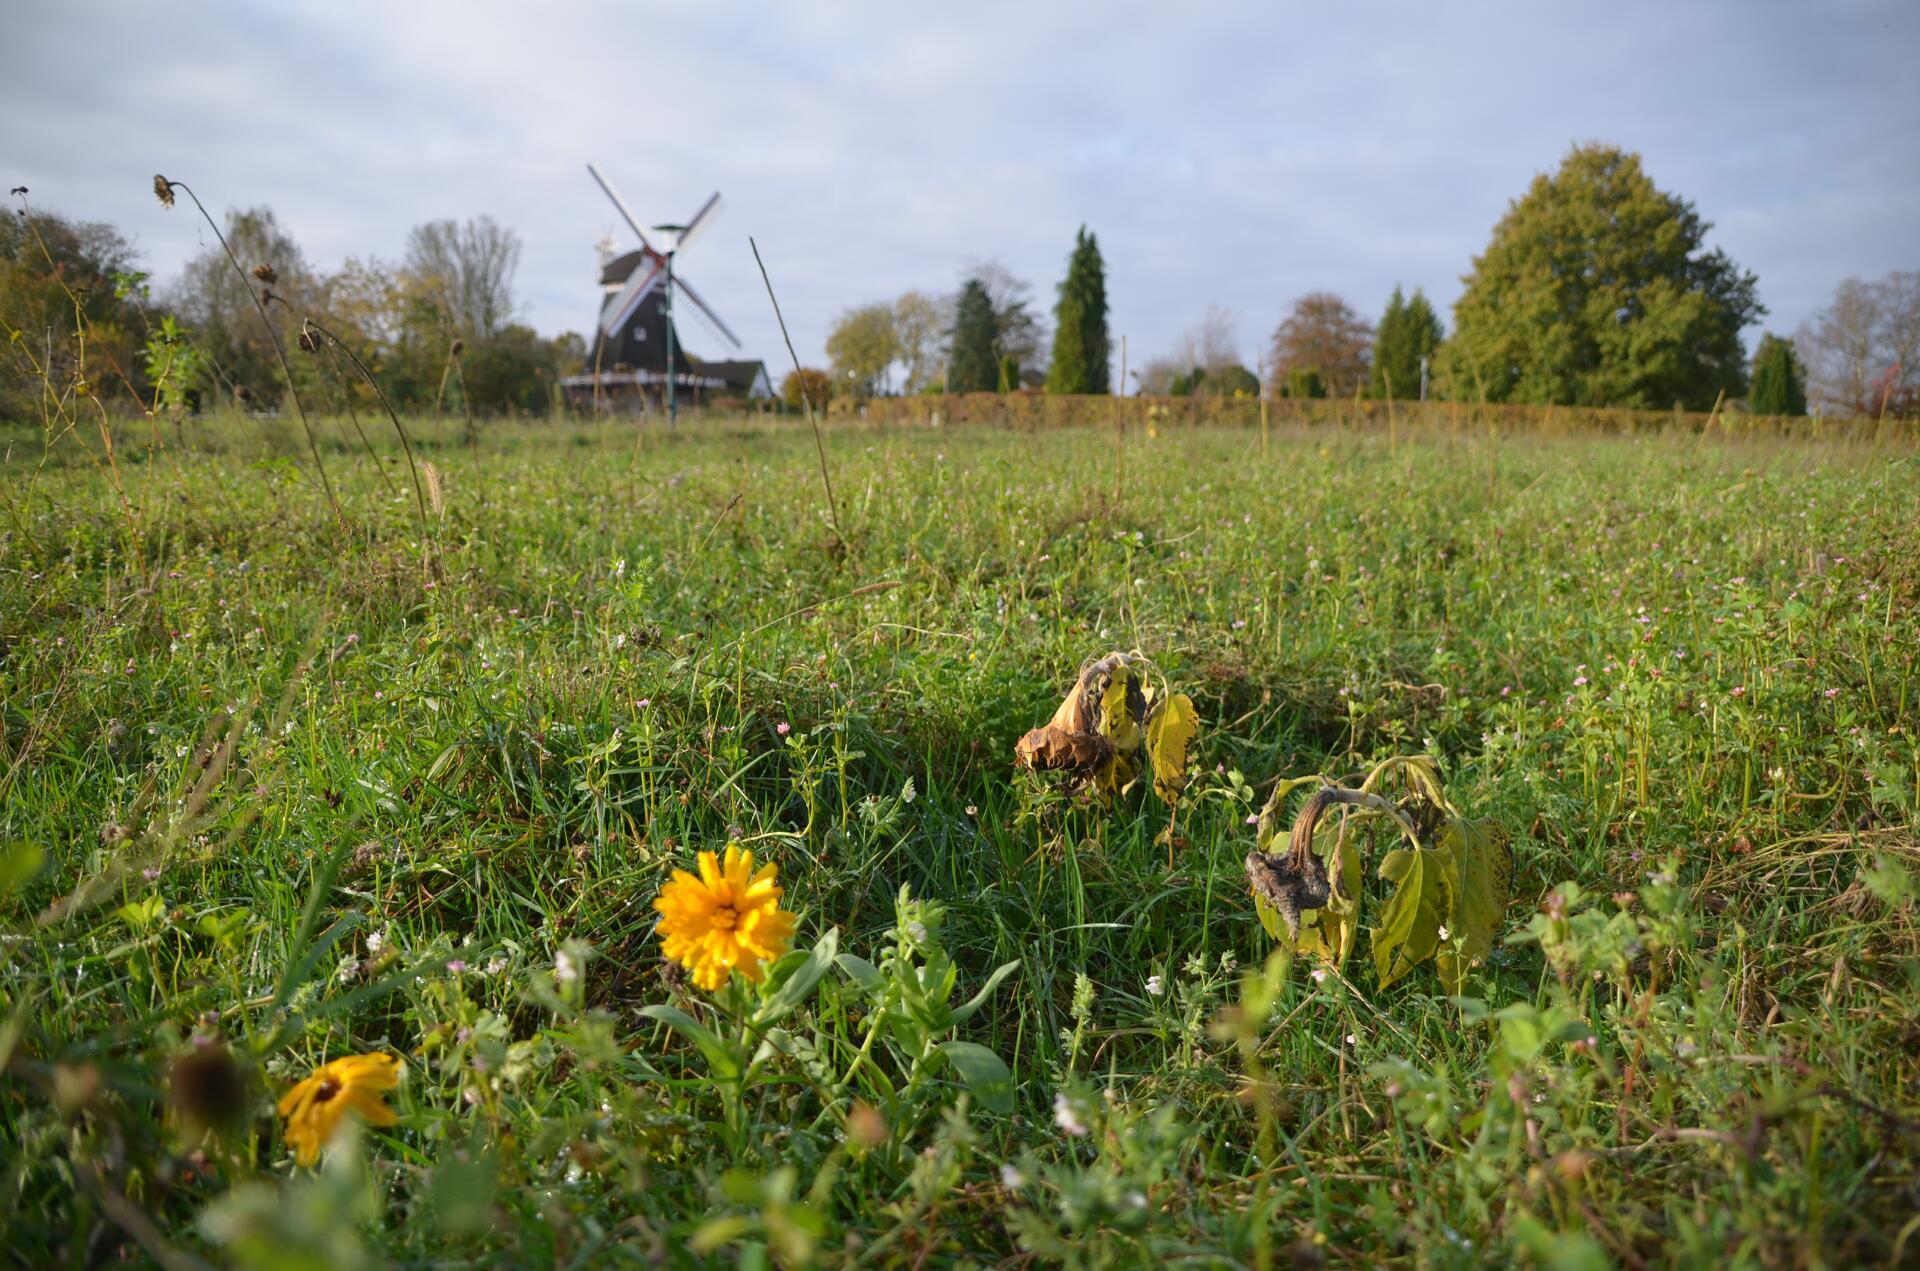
[251,263,278,286]
[168,1035,248,1137]
[153,175,174,208]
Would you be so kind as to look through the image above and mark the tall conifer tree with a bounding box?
[1370,286,1444,399]
[1046,227,1110,394]
[948,278,1001,393]
[1748,333,1807,416]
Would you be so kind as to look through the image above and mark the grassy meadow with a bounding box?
[2,411,1917,1267]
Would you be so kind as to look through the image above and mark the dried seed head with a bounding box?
[234,384,254,403]
[9,185,27,198]
[297,323,319,354]
[251,263,277,285]
[153,175,175,208]
[450,338,466,356]
[168,1036,247,1136]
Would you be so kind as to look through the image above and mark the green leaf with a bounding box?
[933,1040,1015,1114]
[1252,891,1287,941]
[835,953,884,992]
[1143,692,1199,804]
[757,928,838,1023]
[1434,817,1512,995]
[0,841,45,899]
[638,1004,741,1080]
[114,893,167,932]
[950,959,1020,1025]
[1371,845,1452,989]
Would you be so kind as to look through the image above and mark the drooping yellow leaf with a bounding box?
[1097,662,1143,753]
[1143,691,1199,804]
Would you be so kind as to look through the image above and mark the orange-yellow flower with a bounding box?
[277,1052,402,1166]
[653,844,795,991]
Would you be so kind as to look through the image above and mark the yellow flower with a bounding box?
[653,844,795,991]
[277,1052,402,1166]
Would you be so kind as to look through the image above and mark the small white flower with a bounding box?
[335,955,361,982]
[555,949,581,986]
[999,1164,1026,1189]
[1437,925,1450,943]
[485,956,509,976]
[1310,967,1328,984]
[1345,1033,1358,1046]
[1053,1092,1089,1138]
[907,921,928,944]
[365,930,386,957]
[1145,974,1164,997]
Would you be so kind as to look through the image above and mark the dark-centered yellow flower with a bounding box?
[653,844,795,991]
[277,1052,402,1166]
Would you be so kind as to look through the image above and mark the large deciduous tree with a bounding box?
[1369,286,1443,400]
[1,208,147,420]
[892,290,949,394]
[1795,271,1920,416]
[1747,334,1807,416]
[947,278,1001,393]
[404,215,522,341]
[1441,144,1761,410]
[967,260,1045,385]
[1268,292,1371,397]
[1046,226,1110,394]
[826,302,900,398]
[172,205,312,406]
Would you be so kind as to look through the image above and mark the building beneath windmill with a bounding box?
[559,249,772,411]
[560,169,773,413]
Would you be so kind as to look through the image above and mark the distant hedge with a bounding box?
[844,393,1913,441]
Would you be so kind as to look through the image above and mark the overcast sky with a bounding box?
[6,1,1916,376]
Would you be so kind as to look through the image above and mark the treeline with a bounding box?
[812,144,1916,419]
[0,191,583,425]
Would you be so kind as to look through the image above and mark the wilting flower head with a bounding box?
[277,1053,402,1166]
[153,175,175,208]
[251,263,277,285]
[653,844,795,991]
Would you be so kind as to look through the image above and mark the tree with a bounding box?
[967,260,1046,384]
[892,290,948,393]
[1269,293,1371,397]
[780,367,834,413]
[459,324,558,415]
[1282,368,1326,399]
[1747,334,1807,416]
[1170,364,1258,397]
[1370,286,1443,400]
[1795,272,1920,415]
[172,205,312,406]
[947,278,1001,393]
[1441,144,1761,409]
[826,303,900,398]
[1046,226,1110,394]
[1,208,147,420]
[404,215,522,340]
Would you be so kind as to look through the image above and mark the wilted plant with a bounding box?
[1246,756,1512,993]
[1015,650,1198,810]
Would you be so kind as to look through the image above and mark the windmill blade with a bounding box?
[671,273,742,349]
[587,162,654,250]
[601,255,666,337]
[672,192,724,256]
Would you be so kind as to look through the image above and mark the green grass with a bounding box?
[2,413,1917,1267]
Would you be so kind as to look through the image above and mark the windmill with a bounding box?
[585,162,742,422]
